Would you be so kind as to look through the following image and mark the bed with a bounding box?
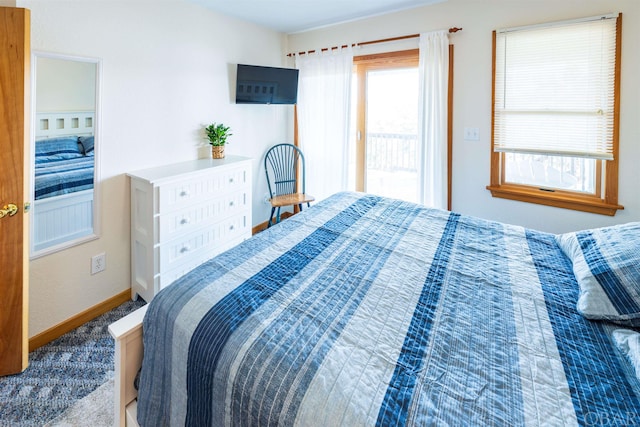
[109,191,640,426]
[35,142,94,199]
[33,111,95,252]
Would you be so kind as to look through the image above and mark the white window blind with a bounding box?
[494,15,617,160]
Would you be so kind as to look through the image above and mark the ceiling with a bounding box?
[190,0,447,34]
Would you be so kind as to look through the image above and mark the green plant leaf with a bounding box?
[205,122,232,146]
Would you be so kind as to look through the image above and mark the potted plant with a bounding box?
[205,122,232,159]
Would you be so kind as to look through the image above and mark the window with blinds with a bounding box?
[487,13,623,216]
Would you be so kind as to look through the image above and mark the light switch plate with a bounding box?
[464,127,480,141]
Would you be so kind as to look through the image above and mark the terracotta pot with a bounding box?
[211,145,225,159]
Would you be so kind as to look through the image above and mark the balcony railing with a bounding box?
[366,132,418,172]
[504,152,596,193]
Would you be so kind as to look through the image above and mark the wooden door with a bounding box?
[0,6,30,376]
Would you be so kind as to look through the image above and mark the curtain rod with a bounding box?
[286,27,462,57]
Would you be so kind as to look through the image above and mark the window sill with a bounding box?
[486,185,624,216]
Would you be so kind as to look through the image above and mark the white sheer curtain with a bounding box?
[417,31,449,209]
[295,47,353,202]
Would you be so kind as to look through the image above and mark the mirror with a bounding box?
[31,52,100,258]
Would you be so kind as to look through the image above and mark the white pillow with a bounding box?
[612,329,640,379]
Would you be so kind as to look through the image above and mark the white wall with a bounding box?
[36,57,96,112]
[20,0,292,336]
[287,0,640,234]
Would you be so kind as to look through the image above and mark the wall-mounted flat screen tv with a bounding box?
[235,64,299,105]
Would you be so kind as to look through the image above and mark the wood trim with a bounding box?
[354,49,419,66]
[595,159,603,198]
[21,8,31,371]
[605,13,623,206]
[355,64,366,192]
[486,184,624,216]
[292,105,302,214]
[294,104,298,148]
[447,44,453,211]
[490,30,500,188]
[29,289,131,351]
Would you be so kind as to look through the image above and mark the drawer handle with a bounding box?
[229,225,235,231]
[180,245,190,253]
[229,201,234,207]
[180,218,190,225]
[229,178,234,183]
[180,190,189,197]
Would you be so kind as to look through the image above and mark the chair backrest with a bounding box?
[264,143,307,198]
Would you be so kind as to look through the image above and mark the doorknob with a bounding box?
[0,204,18,219]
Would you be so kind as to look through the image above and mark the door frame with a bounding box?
[353,47,454,210]
[353,49,419,193]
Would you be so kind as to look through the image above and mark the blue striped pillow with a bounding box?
[556,222,640,326]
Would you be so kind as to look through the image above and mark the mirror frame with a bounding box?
[30,51,102,259]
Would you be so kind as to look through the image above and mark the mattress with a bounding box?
[137,192,640,426]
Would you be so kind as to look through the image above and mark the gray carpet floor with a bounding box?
[0,299,145,427]
[44,378,115,427]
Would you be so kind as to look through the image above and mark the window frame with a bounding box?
[486,14,624,216]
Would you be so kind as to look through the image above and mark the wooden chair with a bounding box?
[264,143,315,227]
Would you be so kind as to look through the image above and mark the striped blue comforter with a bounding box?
[34,156,94,200]
[138,192,640,426]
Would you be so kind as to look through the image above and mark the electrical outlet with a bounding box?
[263,193,271,204]
[91,253,106,275]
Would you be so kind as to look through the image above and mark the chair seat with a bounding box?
[269,193,315,208]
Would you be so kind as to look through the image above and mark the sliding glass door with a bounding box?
[350,50,420,203]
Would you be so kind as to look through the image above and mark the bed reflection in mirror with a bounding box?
[31,53,100,257]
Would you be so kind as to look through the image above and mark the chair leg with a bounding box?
[307,202,311,208]
[298,203,303,212]
[267,207,276,228]
[276,207,281,223]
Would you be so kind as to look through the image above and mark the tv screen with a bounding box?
[235,64,299,105]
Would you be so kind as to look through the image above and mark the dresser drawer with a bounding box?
[157,230,251,290]
[216,211,251,244]
[158,250,217,290]
[157,191,249,243]
[158,166,248,213]
[157,211,251,276]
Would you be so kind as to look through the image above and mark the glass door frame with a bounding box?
[353,50,420,193]
[353,46,454,209]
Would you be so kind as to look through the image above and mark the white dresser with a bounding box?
[128,156,252,302]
